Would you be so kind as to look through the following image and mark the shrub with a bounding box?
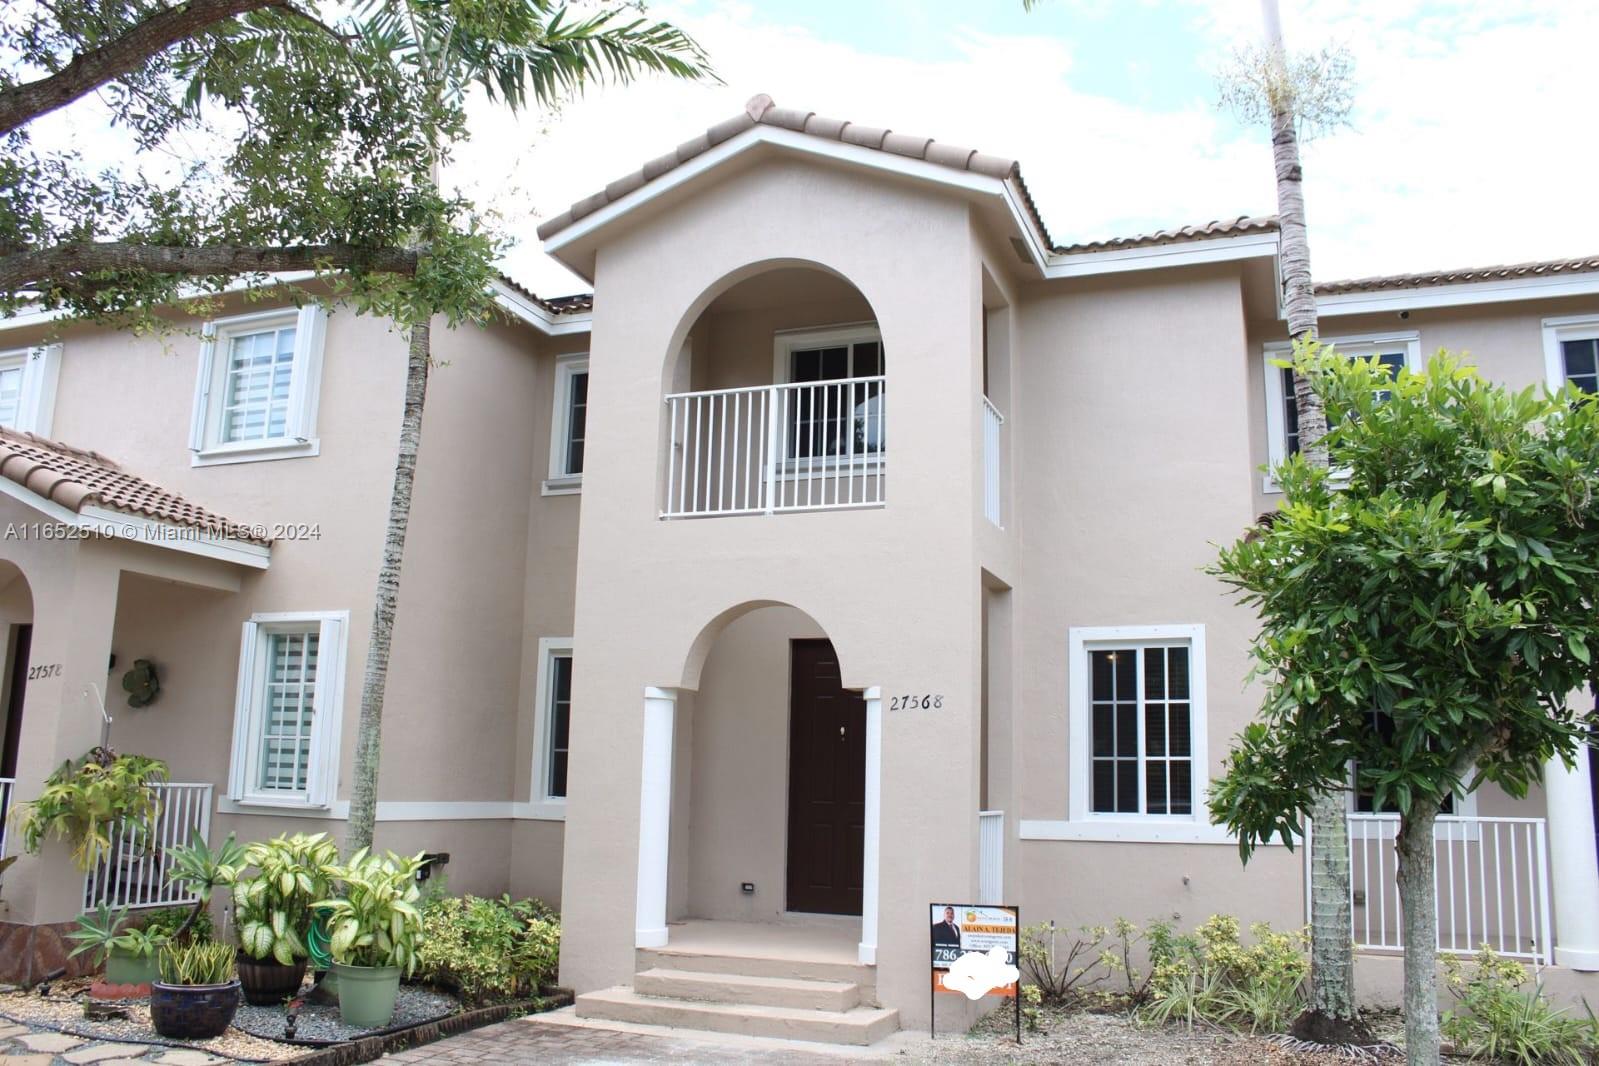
[1441,947,1599,1065]
[1139,915,1308,1034]
[234,832,337,964]
[1020,916,1171,1006]
[416,895,560,1006]
[10,748,168,869]
[141,905,213,944]
[159,940,236,985]
[315,849,426,975]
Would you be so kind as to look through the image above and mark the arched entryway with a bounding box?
[634,601,882,965]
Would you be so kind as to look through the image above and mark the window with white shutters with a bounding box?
[192,307,326,465]
[227,612,347,808]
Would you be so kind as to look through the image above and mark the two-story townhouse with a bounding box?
[0,94,1594,1047]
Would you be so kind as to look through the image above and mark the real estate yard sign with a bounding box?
[928,904,1020,1042]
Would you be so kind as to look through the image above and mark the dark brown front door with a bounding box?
[786,639,865,915]
[0,624,30,780]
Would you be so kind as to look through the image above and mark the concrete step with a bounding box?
[634,967,860,1011]
[576,987,900,1046]
[637,946,874,987]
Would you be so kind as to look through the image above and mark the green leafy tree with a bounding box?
[2,0,714,851]
[1209,345,1599,1065]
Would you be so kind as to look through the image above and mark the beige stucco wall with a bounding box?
[559,155,991,1026]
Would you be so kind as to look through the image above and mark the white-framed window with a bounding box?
[1542,315,1599,394]
[190,306,327,466]
[528,637,573,816]
[1068,624,1208,824]
[1261,331,1421,491]
[771,324,885,463]
[543,356,588,494]
[0,344,62,436]
[226,611,348,809]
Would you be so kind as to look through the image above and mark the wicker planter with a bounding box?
[150,979,242,1039]
[237,953,307,1005]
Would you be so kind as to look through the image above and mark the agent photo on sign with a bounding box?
[932,906,961,948]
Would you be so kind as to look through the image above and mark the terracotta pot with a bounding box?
[236,952,307,1005]
[149,979,241,1039]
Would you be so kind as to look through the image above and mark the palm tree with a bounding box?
[342,1,713,850]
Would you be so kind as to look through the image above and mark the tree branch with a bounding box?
[0,241,419,296]
[0,0,289,135]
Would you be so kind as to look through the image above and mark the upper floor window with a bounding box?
[1542,316,1599,395]
[190,307,326,466]
[0,344,62,436]
[226,610,348,809]
[1067,624,1208,822]
[544,355,588,494]
[774,325,885,461]
[1262,332,1420,490]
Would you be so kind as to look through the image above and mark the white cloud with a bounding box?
[458,0,1597,296]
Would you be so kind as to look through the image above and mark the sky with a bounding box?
[454,0,1599,299]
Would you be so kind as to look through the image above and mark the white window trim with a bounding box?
[1541,315,1599,392]
[1065,624,1209,827]
[543,355,589,495]
[0,343,62,436]
[525,637,573,819]
[225,609,349,810]
[771,323,885,477]
[190,306,326,466]
[1261,331,1421,493]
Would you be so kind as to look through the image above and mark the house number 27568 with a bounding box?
[889,694,943,711]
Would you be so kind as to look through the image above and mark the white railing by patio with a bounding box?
[1329,814,1552,965]
[982,396,1004,528]
[663,377,886,518]
[978,810,1004,905]
[0,777,13,859]
[83,782,213,911]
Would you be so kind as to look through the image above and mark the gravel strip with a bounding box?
[232,986,458,1045]
[0,984,290,1062]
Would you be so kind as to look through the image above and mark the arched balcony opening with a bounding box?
[661,265,887,518]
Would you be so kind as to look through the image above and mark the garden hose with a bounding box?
[307,906,334,971]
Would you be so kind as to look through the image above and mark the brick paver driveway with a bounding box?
[381,1016,868,1065]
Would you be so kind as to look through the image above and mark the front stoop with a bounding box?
[575,947,899,1047]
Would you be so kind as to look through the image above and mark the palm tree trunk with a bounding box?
[1396,801,1442,1066]
[345,316,431,851]
[1259,0,1358,1041]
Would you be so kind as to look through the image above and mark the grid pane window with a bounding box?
[0,363,23,426]
[563,372,588,475]
[1282,350,1405,456]
[222,326,297,442]
[788,339,885,459]
[546,654,572,798]
[1090,645,1193,815]
[1562,338,1599,394]
[257,630,318,793]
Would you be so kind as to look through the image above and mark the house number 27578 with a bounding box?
[889,694,943,711]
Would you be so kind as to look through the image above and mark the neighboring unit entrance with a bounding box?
[786,639,865,915]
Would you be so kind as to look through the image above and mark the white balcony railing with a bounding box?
[83,781,213,911]
[663,377,886,518]
[978,810,1004,905]
[982,396,1004,528]
[1319,814,1553,965]
[0,777,13,859]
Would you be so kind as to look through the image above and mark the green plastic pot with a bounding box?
[105,947,159,987]
[331,963,400,1029]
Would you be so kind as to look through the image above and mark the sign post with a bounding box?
[928,903,1021,1043]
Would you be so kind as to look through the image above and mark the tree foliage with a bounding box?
[1210,346,1599,857]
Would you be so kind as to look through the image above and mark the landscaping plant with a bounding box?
[158,940,237,986]
[66,903,167,969]
[1139,915,1309,1035]
[163,830,245,939]
[234,832,338,965]
[1440,948,1599,1065]
[315,849,426,974]
[1020,916,1168,1006]
[1210,349,1599,1065]
[416,894,561,1005]
[9,748,167,869]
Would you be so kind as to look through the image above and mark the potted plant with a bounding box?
[163,830,245,939]
[315,849,426,1028]
[150,940,240,1039]
[232,832,337,1005]
[67,903,167,990]
[10,748,167,869]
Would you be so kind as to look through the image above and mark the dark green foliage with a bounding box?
[416,894,560,1005]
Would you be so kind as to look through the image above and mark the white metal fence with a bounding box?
[0,777,13,859]
[663,377,886,518]
[83,782,213,911]
[1327,813,1553,965]
[982,397,1004,528]
[978,810,1004,905]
